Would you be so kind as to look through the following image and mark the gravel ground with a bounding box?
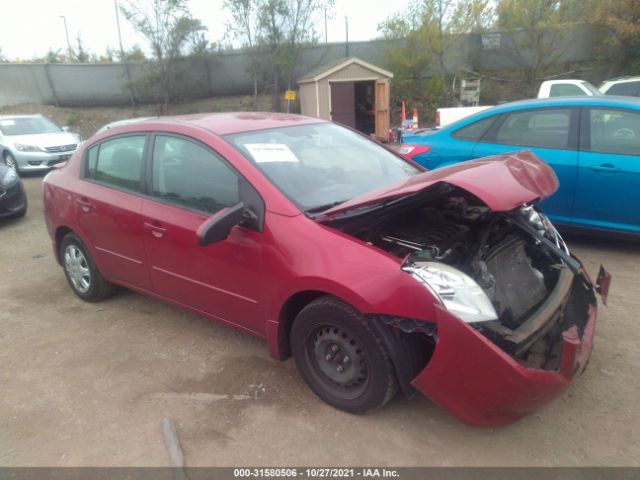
[0,175,639,467]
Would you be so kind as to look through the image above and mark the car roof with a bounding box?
[0,114,43,120]
[116,112,326,136]
[540,79,590,84]
[435,96,640,133]
[466,96,640,118]
[602,76,640,84]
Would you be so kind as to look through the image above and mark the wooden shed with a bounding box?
[298,57,393,141]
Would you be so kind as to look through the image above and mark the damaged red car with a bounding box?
[42,113,609,427]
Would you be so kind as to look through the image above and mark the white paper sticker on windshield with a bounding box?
[0,120,16,126]
[245,143,299,163]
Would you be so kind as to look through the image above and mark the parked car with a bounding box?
[537,79,602,98]
[435,79,602,128]
[0,114,82,173]
[0,163,27,218]
[600,76,640,97]
[43,113,608,427]
[401,96,640,236]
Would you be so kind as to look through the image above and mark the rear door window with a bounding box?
[493,109,572,149]
[586,108,640,155]
[151,135,240,215]
[86,135,146,192]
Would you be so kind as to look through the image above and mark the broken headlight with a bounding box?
[403,262,498,323]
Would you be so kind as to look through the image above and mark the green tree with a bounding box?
[585,0,640,71]
[379,0,493,120]
[74,34,91,63]
[190,32,216,55]
[120,0,206,111]
[117,44,147,62]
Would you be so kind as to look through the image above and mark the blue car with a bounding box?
[401,97,640,236]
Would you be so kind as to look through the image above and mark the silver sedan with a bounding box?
[0,114,82,173]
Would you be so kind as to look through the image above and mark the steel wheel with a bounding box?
[64,245,91,294]
[291,296,398,414]
[309,324,369,399]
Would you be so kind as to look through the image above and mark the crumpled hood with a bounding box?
[322,150,559,216]
[7,131,79,148]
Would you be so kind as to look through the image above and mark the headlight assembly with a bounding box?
[0,167,19,187]
[403,262,498,323]
[14,143,43,152]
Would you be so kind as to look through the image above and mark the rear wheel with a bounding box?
[291,296,398,414]
[60,233,114,302]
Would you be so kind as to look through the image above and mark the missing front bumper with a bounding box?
[411,300,597,427]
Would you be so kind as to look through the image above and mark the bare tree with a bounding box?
[225,0,333,112]
[496,0,566,85]
[224,0,261,108]
[120,0,205,111]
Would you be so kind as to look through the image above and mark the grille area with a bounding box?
[45,144,77,153]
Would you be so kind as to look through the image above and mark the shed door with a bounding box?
[375,80,390,140]
[330,82,356,128]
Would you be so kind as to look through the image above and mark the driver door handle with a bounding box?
[589,164,619,173]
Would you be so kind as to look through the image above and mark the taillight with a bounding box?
[435,111,441,127]
[398,144,432,159]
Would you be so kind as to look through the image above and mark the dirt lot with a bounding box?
[0,95,276,140]
[1,175,639,467]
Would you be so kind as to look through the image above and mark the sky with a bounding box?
[0,0,399,60]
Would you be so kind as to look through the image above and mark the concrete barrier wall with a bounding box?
[0,25,595,107]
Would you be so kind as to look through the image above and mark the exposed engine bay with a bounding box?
[324,184,596,370]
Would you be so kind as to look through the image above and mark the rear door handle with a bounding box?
[589,164,619,173]
[76,197,93,212]
[144,221,167,238]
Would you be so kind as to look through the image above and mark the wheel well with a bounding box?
[54,226,74,264]
[278,290,328,359]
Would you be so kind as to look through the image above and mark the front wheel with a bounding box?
[291,296,398,414]
[60,232,115,302]
[3,152,19,173]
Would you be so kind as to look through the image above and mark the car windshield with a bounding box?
[226,123,420,212]
[0,116,62,136]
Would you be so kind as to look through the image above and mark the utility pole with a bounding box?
[114,0,136,108]
[59,16,72,61]
[345,16,349,57]
[324,8,327,44]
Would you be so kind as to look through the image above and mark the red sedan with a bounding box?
[42,113,608,427]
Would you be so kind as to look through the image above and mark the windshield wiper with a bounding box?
[305,200,348,215]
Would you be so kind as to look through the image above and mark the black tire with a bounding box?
[3,152,20,174]
[60,232,115,302]
[291,296,398,414]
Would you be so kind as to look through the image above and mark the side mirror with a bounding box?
[62,126,70,132]
[197,202,245,247]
